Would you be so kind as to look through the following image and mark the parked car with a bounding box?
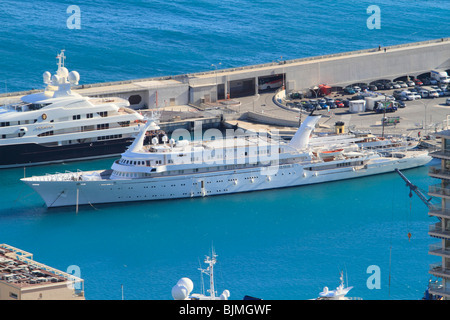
[352,86,361,92]
[369,85,378,91]
[406,80,415,87]
[334,99,345,108]
[392,82,401,89]
[394,101,406,108]
[447,98,450,106]
[344,86,355,94]
[396,81,408,88]
[414,79,423,86]
[360,85,369,91]
[385,82,395,89]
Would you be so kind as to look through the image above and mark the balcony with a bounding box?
[429,184,450,199]
[429,243,450,257]
[429,263,450,279]
[429,165,450,180]
[429,223,450,239]
[427,281,450,299]
[429,204,450,219]
[430,150,450,161]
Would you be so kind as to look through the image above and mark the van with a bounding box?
[431,69,450,84]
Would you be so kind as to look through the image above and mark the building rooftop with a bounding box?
[0,244,82,290]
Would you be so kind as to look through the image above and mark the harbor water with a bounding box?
[0,0,449,300]
[0,158,439,299]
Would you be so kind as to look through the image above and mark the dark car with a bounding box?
[369,85,378,91]
[385,82,395,89]
[395,101,406,108]
[375,83,386,90]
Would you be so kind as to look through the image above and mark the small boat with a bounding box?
[314,272,362,300]
[172,248,230,300]
[318,148,344,158]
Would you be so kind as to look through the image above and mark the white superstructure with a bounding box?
[0,50,144,168]
[172,248,230,300]
[21,114,431,208]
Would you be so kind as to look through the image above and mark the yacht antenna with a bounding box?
[199,248,218,299]
[56,50,66,69]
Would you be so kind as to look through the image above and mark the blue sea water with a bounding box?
[0,0,449,300]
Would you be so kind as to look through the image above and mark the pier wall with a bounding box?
[1,38,449,109]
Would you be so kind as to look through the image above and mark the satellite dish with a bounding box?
[68,70,80,85]
[43,71,51,84]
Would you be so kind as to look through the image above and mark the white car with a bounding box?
[404,92,421,100]
[428,90,440,98]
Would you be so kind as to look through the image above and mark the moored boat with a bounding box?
[0,50,144,168]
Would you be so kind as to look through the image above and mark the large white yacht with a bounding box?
[21,114,431,208]
[0,51,145,168]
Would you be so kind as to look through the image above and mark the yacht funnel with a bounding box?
[288,115,321,150]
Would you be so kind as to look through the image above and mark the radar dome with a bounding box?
[171,284,188,300]
[51,74,60,84]
[59,67,69,78]
[43,71,51,84]
[177,277,194,294]
[68,70,80,84]
[220,290,230,300]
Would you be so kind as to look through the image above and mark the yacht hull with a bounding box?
[0,138,134,168]
[22,151,431,208]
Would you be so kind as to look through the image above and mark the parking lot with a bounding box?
[285,81,450,137]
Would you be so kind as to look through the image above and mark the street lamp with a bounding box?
[418,99,431,135]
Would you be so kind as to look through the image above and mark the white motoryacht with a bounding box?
[172,248,230,300]
[0,50,145,168]
[314,272,362,300]
[21,114,431,208]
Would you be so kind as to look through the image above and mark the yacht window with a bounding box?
[73,115,81,120]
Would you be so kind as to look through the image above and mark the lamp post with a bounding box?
[419,99,431,135]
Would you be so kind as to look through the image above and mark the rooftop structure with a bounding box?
[0,244,84,300]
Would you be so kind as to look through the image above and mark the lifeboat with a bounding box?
[318,148,344,158]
